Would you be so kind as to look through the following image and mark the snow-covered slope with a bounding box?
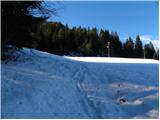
[1,48,159,119]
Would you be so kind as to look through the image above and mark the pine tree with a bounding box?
[123,37,134,58]
[1,1,47,49]
[89,28,100,56]
[135,35,143,58]
[99,29,110,56]
[144,42,156,59]
[155,49,159,60]
[57,28,65,54]
[80,39,93,56]
[110,32,122,57]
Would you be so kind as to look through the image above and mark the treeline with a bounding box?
[2,1,158,60]
[31,22,158,59]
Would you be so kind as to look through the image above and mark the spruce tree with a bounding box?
[110,32,122,57]
[99,29,110,56]
[135,35,143,58]
[2,1,47,49]
[144,42,156,59]
[123,37,134,58]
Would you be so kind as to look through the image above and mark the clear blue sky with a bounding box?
[47,1,158,42]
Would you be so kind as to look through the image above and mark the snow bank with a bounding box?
[65,56,159,64]
[1,48,159,118]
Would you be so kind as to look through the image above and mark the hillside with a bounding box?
[1,48,159,119]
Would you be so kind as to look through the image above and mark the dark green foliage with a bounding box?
[2,0,156,59]
[110,32,122,57]
[2,2,158,60]
[123,37,134,58]
[33,21,158,60]
[144,42,156,59]
[154,49,159,60]
[1,1,49,50]
[87,28,100,56]
[135,35,143,58]
[80,38,93,56]
[99,29,110,56]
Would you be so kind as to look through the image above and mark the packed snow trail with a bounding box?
[1,48,159,118]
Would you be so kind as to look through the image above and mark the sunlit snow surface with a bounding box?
[1,48,159,118]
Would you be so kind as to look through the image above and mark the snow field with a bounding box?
[1,48,159,118]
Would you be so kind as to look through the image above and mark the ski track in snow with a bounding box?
[1,48,159,119]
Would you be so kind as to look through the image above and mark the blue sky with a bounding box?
[47,1,159,48]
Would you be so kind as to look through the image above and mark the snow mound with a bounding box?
[1,48,159,118]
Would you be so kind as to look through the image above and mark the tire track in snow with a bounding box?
[70,63,99,118]
[72,63,115,118]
